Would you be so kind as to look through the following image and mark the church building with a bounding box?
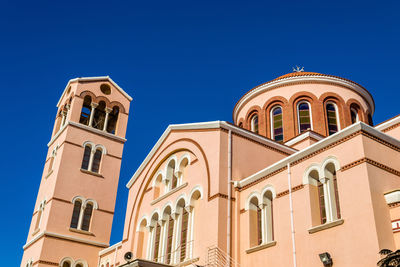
[21,71,400,267]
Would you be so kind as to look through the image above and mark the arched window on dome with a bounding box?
[270,106,283,142]
[297,101,312,133]
[239,122,243,128]
[325,102,340,135]
[250,114,259,134]
[350,105,360,124]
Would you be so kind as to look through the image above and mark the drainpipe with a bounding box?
[287,163,297,267]
[227,130,232,266]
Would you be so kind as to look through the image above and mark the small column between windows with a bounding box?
[88,102,98,127]
[103,107,113,131]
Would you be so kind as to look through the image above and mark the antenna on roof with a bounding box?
[292,66,304,72]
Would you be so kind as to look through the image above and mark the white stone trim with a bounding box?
[325,101,341,132]
[56,76,132,107]
[245,192,261,211]
[152,170,165,187]
[297,100,313,133]
[261,185,276,200]
[284,131,324,147]
[384,190,400,204]
[126,121,296,188]
[302,164,322,186]
[321,156,341,173]
[189,186,203,204]
[23,231,109,249]
[233,75,375,122]
[99,241,122,256]
[136,215,149,231]
[174,194,188,213]
[94,144,107,155]
[236,122,400,189]
[375,114,400,132]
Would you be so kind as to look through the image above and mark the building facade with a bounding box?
[21,71,400,267]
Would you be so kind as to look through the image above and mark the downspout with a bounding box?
[227,130,232,266]
[287,163,297,267]
[113,245,118,267]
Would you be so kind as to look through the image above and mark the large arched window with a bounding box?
[250,114,259,134]
[106,106,119,134]
[270,106,283,142]
[307,169,327,225]
[81,203,94,231]
[297,101,312,133]
[70,200,82,229]
[79,96,92,125]
[325,102,340,135]
[93,101,106,130]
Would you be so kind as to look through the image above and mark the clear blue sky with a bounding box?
[1,0,399,264]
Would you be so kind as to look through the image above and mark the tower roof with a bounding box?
[56,76,132,107]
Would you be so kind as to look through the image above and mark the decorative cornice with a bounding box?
[276,184,304,198]
[208,193,236,201]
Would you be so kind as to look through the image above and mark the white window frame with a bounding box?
[270,105,283,140]
[82,141,107,173]
[250,114,259,133]
[350,107,359,123]
[325,101,341,133]
[297,101,313,133]
[71,196,98,231]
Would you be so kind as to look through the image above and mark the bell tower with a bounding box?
[21,77,132,267]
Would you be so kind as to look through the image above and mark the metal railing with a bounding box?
[206,246,240,267]
[152,240,195,266]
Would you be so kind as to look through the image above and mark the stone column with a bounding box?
[320,177,332,222]
[103,107,113,132]
[88,102,98,127]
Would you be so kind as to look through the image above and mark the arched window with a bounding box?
[34,200,45,231]
[81,203,93,231]
[70,200,82,229]
[297,101,312,133]
[324,163,341,221]
[307,170,326,225]
[262,190,274,243]
[350,104,360,124]
[107,106,119,134]
[79,96,92,125]
[93,101,106,130]
[177,156,190,186]
[136,218,148,259]
[91,149,102,173]
[239,122,243,128]
[180,208,189,262]
[153,222,161,261]
[76,264,83,267]
[270,106,283,142]
[62,261,71,267]
[81,145,92,170]
[326,102,340,135]
[248,196,262,247]
[250,114,259,134]
[153,173,163,199]
[166,215,174,264]
[166,160,177,191]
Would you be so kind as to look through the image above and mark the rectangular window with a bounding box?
[318,182,327,224]
[166,217,174,264]
[153,224,161,261]
[257,206,262,245]
[180,210,189,262]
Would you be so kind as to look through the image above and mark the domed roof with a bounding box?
[232,70,375,122]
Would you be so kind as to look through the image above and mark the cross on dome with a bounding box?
[292,66,304,72]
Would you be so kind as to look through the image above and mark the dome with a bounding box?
[233,70,375,142]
